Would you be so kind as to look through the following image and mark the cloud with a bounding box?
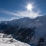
[0,9,42,19]
[15,10,42,19]
[0,3,42,20]
[0,17,10,21]
[10,17,19,20]
[0,10,18,16]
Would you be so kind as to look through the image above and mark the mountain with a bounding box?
[0,16,46,45]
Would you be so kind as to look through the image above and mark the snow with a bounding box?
[0,16,46,46]
[0,44,15,46]
[0,33,30,46]
[0,17,46,37]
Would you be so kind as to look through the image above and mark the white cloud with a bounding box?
[10,17,19,20]
[15,10,42,19]
[0,3,42,20]
[0,17,19,21]
[0,10,18,16]
[0,9,42,19]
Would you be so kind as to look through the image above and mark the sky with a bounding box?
[0,0,46,21]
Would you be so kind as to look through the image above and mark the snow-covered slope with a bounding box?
[0,44,15,46]
[0,33,30,46]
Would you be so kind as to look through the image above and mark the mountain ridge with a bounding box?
[0,15,46,45]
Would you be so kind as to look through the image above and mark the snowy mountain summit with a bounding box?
[0,16,46,46]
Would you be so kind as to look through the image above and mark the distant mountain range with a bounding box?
[0,15,46,45]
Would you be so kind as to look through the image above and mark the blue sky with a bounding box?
[0,0,46,21]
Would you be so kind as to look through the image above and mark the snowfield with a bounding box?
[0,44,15,46]
[0,33,30,46]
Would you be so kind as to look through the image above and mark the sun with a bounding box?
[26,3,33,11]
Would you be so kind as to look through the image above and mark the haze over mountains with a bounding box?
[0,15,46,46]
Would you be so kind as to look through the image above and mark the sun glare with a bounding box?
[26,3,33,11]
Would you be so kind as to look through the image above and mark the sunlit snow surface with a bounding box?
[0,44,15,46]
[0,33,30,46]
